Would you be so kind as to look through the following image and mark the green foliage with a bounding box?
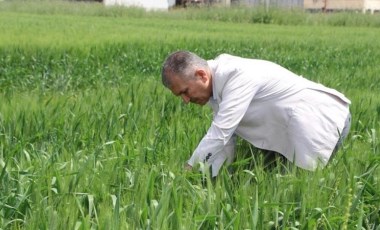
[1,0,380,27]
[0,2,379,229]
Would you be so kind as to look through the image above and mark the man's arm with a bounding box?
[186,135,236,177]
[187,70,260,176]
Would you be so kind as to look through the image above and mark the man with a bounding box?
[161,50,351,177]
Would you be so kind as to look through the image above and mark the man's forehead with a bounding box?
[168,75,186,95]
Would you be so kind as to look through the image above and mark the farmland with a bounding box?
[0,1,379,229]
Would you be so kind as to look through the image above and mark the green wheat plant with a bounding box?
[0,1,379,229]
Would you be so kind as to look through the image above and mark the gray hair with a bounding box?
[161,51,209,88]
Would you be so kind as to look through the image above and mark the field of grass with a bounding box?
[0,1,379,229]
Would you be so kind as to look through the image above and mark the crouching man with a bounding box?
[161,51,351,176]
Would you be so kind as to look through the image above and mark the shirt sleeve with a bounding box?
[187,70,260,175]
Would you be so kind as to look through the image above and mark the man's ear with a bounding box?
[195,69,208,83]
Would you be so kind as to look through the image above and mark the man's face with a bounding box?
[168,70,212,106]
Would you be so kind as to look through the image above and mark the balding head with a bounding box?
[161,51,209,88]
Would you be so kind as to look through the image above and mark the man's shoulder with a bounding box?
[209,54,239,78]
[209,54,242,74]
[214,53,239,62]
[213,54,268,67]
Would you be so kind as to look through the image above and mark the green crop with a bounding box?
[0,1,379,229]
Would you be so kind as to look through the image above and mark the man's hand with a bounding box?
[184,163,193,171]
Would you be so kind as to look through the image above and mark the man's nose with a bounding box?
[181,95,190,104]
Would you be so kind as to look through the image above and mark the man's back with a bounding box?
[207,54,351,170]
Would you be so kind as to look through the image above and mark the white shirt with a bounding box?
[187,54,351,176]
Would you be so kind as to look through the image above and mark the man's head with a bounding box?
[161,51,212,106]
